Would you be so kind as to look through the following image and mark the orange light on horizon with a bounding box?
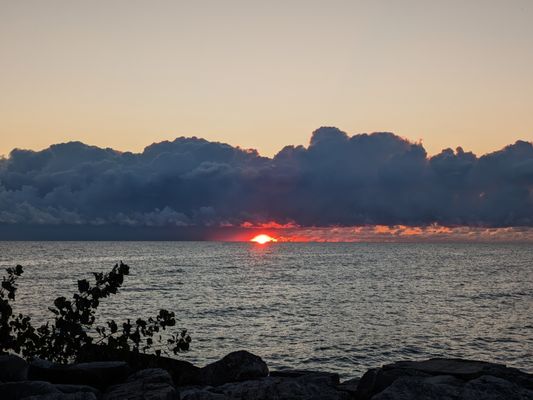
[250,234,278,244]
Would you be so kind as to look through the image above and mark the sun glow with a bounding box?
[250,234,277,244]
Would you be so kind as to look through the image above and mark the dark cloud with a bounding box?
[0,128,532,237]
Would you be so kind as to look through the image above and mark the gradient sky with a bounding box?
[1,0,532,158]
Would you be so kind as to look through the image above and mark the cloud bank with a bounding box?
[0,127,532,237]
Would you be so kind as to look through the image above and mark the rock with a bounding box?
[69,361,131,388]
[23,393,97,400]
[383,358,533,388]
[355,358,533,400]
[133,354,199,386]
[371,375,464,400]
[197,351,268,386]
[180,372,351,400]
[178,388,230,400]
[356,367,430,400]
[77,348,275,388]
[77,345,200,386]
[463,375,533,400]
[371,374,533,400]
[103,368,176,400]
[103,381,175,399]
[28,359,131,389]
[270,369,340,385]
[0,354,28,382]
[179,389,228,400]
[54,384,101,397]
[125,368,174,385]
[0,380,60,400]
[0,380,101,400]
[338,377,360,397]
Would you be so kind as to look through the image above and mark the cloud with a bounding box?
[255,225,533,243]
[0,128,532,236]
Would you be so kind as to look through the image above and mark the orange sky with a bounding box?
[1,1,533,158]
[220,224,533,243]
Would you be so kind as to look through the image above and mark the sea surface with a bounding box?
[0,241,531,379]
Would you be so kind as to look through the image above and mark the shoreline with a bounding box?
[1,350,532,399]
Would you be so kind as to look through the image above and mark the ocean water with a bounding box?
[0,241,531,379]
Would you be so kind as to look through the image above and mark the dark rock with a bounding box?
[355,358,533,400]
[197,351,268,386]
[70,361,131,386]
[370,375,462,399]
[126,368,174,385]
[77,347,267,388]
[77,345,200,386]
[179,390,227,400]
[383,358,533,388]
[0,380,60,399]
[180,372,351,400]
[0,380,101,400]
[0,354,28,382]
[338,377,360,397]
[270,369,340,385]
[103,368,176,400]
[356,367,431,400]
[54,384,101,397]
[134,354,199,386]
[28,359,130,389]
[178,387,224,399]
[371,374,533,400]
[355,368,378,400]
[384,359,492,375]
[463,375,533,400]
[23,393,97,400]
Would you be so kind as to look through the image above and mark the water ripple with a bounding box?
[0,241,531,379]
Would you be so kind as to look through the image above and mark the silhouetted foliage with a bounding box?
[0,263,190,363]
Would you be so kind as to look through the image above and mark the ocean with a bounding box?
[0,241,531,378]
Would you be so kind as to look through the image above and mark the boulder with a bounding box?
[180,371,351,400]
[0,380,101,400]
[28,359,130,389]
[77,345,200,386]
[371,375,465,400]
[103,368,176,400]
[23,393,97,400]
[383,358,533,388]
[0,380,60,399]
[54,384,101,397]
[338,377,360,398]
[371,374,533,400]
[270,369,340,385]
[463,375,533,400]
[197,351,268,386]
[0,354,28,382]
[356,366,431,399]
[180,392,228,400]
[133,354,199,386]
[125,368,174,385]
[355,358,533,400]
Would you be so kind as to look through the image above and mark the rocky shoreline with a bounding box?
[1,351,531,399]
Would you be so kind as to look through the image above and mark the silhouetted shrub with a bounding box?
[0,262,190,363]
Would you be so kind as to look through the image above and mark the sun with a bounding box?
[250,234,278,244]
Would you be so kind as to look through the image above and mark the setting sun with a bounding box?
[250,234,278,244]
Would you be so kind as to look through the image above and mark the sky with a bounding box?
[1,0,533,158]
